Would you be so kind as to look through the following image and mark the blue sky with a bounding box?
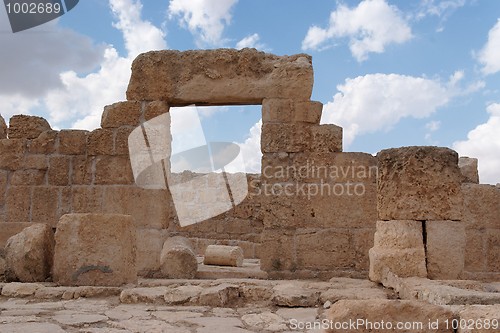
[1,0,499,183]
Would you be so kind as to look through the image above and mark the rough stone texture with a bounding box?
[160,236,197,279]
[462,184,500,229]
[4,224,54,282]
[369,220,427,283]
[261,98,322,124]
[58,130,88,155]
[310,124,343,153]
[426,221,465,280]
[203,245,244,267]
[377,146,463,221]
[271,283,320,307]
[459,157,479,183]
[261,122,312,153]
[325,299,455,332]
[8,115,51,139]
[127,48,313,104]
[0,139,26,170]
[53,214,137,286]
[1,282,43,297]
[101,101,142,128]
[458,305,500,333]
[0,256,5,281]
[0,115,7,139]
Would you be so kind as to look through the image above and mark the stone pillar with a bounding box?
[371,146,465,282]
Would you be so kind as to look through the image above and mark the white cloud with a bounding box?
[321,73,452,146]
[302,0,412,61]
[110,0,167,57]
[230,119,262,174]
[478,19,500,75]
[416,0,466,19]
[236,33,265,50]
[0,94,41,121]
[0,8,104,97]
[453,103,500,184]
[425,120,441,132]
[43,0,167,130]
[168,0,238,47]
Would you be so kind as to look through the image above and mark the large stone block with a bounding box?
[295,229,354,270]
[135,228,167,275]
[310,124,343,153]
[71,186,104,213]
[102,187,172,229]
[94,156,134,185]
[369,247,427,283]
[459,157,479,183]
[87,128,114,155]
[27,130,57,154]
[262,99,322,124]
[5,186,31,222]
[101,101,141,128]
[127,49,313,104]
[31,187,59,227]
[8,115,51,139]
[464,230,486,272]
[53,213,137,286]
[373,220,425,249]
[48,156,70,186]
[261,123,311,153]
[5,223,54,282]
[325,300,454,333]
[462,184,500,229]
[114,127,133,155]
[260,230,295,272]
[10,169,46,185]
[58,130,88,155]
[377,146,463,221]
[71,156,93,185]
[144,101,170,121]
[0,139,26,170]
[426,221,465,279]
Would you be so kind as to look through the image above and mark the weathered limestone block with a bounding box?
[94,156,134,185]
[101,101,141,128]
[8,115,51,139]
[58,130,88,155]
[203,245,244,267]
[325,299,455,333]
[487,229,500,272]
[261,123,311,153]
[53,214,137,286]
[465,230,486,273]
[262,98,322,124]
[127,49,313,104]
[271,282,321,307]
[369,248,427,283]
[27,130,57,154]
[136,228,166,275]
[462,184,500,229]
[145,101,170,121]
[160,236,197,279]
[10,169,46,185]
[31,187,59,227]
[1,282,44,297]
[0,139,26,170]
[71,156,93,185]
[48,156,70,185]
[373,220,425,249]
[458,305,500,333]
[5,186,31,222]
[369,220,427,282]
[0,256,5,280]
[459,157,479,183]
[310,124,342,153]
[0,115,7,139]
[87,128,114,155]
[426,221,465,280]
[377,146,463,221]
[114,126,133,155]
[5,223,54,282]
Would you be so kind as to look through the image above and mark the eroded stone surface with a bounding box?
[8,115,51,139]
[5,223,54,282]
[127,49,313,104]
[377,146,463,221]
[53,214,137,286]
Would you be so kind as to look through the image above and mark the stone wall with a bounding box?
[0,48,498,281]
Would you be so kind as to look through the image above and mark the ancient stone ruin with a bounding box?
[0,48,498,332]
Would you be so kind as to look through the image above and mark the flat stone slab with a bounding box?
[126,48,314,105]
